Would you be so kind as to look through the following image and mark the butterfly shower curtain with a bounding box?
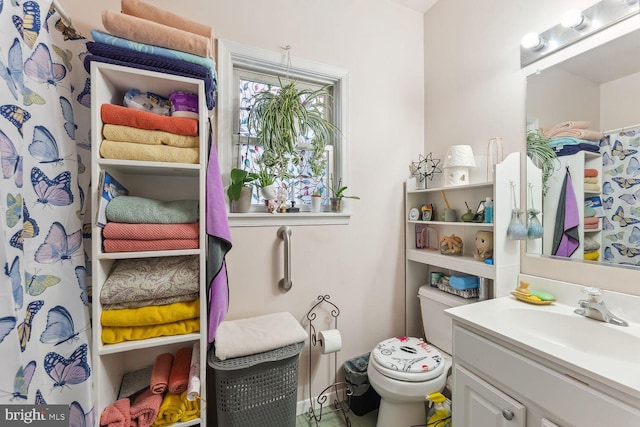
[601,127,640,266]
[0,0,94,422]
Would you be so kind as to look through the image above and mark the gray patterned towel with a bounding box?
[100,255,199,305]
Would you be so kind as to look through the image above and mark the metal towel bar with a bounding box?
[278,226,292,292]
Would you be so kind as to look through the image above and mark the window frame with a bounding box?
[216,39,351,227]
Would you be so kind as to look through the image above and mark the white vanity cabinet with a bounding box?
[404,152,521,338]
[453,364,525,427]
[451,323,640,427]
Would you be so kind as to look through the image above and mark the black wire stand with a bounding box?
[306,295,353,426]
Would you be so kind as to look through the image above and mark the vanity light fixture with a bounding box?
[521,32,545,51]
[521,0,640,67]
[561,9,589,30]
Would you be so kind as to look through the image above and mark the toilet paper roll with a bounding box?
[318,329,342,354]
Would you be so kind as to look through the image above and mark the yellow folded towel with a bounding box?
[100,139,199,164]
[151,393,184,427]
[584,251,599,261]
[102,319,200,344]
[101,300,200,327]
[103,124,199,148]
[584,183,601,193]
[584,177,598,184]
[102,10,212,58]
[181,391,200,422]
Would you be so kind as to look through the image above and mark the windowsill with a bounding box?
[228,211,351,227]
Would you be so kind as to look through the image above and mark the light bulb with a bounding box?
[521,32,545,51]
[561,9,588,30]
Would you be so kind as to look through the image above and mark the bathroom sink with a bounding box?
[501,307,640,363]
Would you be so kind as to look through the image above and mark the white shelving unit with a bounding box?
[542,151,603,260]
[90,62,208,425]
[404,153,521,338]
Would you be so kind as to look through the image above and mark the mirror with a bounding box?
[524,22,640,294]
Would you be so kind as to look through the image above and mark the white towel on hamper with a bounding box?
[214,312,307,360]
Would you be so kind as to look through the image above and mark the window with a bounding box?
[233,70,333,207]
[217,40,350,226]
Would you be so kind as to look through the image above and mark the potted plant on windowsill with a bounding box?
[329,180,359,213]
[227,168,258,213]
[256,163,277,200]
[248,79,340,185]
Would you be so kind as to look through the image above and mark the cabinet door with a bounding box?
[453,365,526,427]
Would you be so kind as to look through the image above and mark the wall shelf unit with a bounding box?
[90,62,208,424]
[404,152,521,338]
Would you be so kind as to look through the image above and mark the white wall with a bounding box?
[601,71,640,131]
[62,0,425,410]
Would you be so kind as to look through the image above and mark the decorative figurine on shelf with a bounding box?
[410,153,442,189]
[474,231,494,261]
[440,234,463,256]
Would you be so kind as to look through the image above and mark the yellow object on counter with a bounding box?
[515,280,530,296]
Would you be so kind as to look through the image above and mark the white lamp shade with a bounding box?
[443,145,476,168]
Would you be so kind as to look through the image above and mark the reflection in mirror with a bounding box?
[526,28,640,271]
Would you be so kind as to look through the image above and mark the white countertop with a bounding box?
[445,295,640,402]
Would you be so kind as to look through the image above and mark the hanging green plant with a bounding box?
[248,79,340,179]
[526,129,558,196]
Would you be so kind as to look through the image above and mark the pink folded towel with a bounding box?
[121,0,214,40]
[103,239,199,253]
[584,217,599,225]
[102,10,212,58]
[100,398,131,427]
[543,128,604,141]
[151,353,174,395]
[168,347,192,394]
[103,222,199,240]
[130,389,163,427]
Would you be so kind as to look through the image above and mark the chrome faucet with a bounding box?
[574,287,629,327]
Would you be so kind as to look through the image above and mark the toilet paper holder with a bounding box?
[305,295,353,425]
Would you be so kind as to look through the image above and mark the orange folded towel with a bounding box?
[130,389,163,427]
[100,398,131,427]
[103,239,199,253]
[101,104,198,136]
[121,0,214,41]
[151,353,174,395]
[168,347,192,394]
[102,10,212,58]
[584,168,598,178]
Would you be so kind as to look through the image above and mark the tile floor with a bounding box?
[296,409,378,427]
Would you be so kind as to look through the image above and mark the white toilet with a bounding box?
[367,285,454,427]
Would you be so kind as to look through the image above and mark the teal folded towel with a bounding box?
[584,206,596,217]
[106,196,199,224]
[449,275,479,290]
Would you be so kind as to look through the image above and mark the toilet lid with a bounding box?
[371,337,445,382]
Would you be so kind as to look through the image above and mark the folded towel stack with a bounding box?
[100,104,200,164]
[102,196,199,253]
[87,0,216,110]
[100,255,200,343]
[542,121,603,157]
[100,346,200,427]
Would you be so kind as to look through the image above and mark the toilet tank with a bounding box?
[418,285,475,355]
